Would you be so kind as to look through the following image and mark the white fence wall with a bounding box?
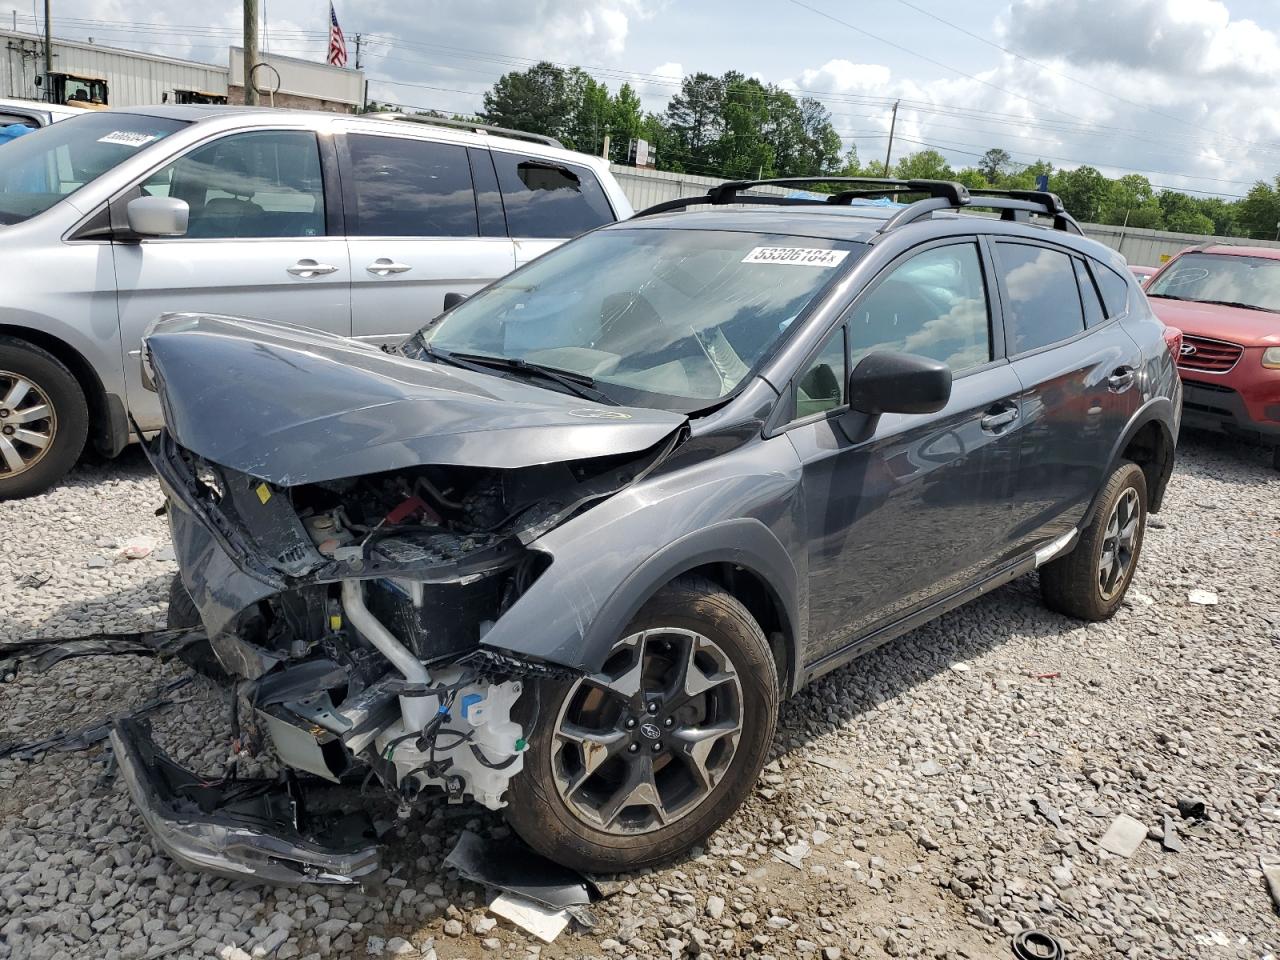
[608,163,1280,266]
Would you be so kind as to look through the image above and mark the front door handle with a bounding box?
[980,403,1019,432]
[1108,366,1136,392]
[366,258,412,277]
[287,259,338,278]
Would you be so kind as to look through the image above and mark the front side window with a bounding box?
[141,130,325,239]
[413,228,862,412]
[491,151,614,238]
[847,243,992,374]
[795,326,847,419]
[1146,252,1280,313]
[347,134,477,238]
[0,112,186,225]
[995,242,1086,353]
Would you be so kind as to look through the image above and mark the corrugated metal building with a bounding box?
[0,30,363,112]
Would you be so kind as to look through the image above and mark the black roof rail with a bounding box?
[632,176,1085,236]
[365,112,564,148]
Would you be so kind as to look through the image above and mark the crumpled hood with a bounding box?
[145,314,686,486]
[1147,297,1280,348]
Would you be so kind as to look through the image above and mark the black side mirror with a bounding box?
[442,292,466,311]
[848,351,952,416]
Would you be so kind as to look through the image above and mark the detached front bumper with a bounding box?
[111,719,380,885]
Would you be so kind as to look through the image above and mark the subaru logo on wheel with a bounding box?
[640,722,662,740]
[1180,342,1197,356]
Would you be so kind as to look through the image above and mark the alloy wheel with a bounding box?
[551,627,744,835]
[0,371,57,479]
[1098,487,1141,600]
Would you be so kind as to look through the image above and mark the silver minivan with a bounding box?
[0,106,632,497]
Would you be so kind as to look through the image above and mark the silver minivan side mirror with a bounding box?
[126,196,189,237]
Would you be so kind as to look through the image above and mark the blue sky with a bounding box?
[6,0,1280,198]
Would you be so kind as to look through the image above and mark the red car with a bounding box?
[1129,264,1159,283]
[1144,245,1280,468]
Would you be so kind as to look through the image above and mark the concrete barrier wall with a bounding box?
[609,164,1280,266]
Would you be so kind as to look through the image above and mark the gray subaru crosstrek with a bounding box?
[119,178,1179,883]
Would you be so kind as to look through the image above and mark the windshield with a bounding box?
[413,227,862,412]
[1147,252,1280,313]
[0,112,186,225]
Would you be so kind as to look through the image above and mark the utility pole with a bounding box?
[42,0,52,101]
[883,99,900,177]
[354,33,361,70]
[243,0,259,105]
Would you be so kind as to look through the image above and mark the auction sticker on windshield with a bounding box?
[742,246,850,267]
[97,131,159,148]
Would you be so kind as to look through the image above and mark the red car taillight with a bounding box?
[1162,325,1183,359]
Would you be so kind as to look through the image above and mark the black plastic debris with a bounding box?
[1177,796,1207,820]
[0,676,192,761]
[0,626,205,681]
[445,828,598,928]
[1011,929,1066,960]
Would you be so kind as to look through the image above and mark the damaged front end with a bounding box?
[131,315,686,882]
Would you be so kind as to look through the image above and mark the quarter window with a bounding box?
[1074,259,1106,328]
[795,326,847,419]
[140,130,325,239]
[1092,260,1131,318]
[491,151,613,238]
[995,243,1086,353]
[347,134,478,237]
[847,243,992,374]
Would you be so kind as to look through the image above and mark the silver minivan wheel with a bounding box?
[0,370,57,479]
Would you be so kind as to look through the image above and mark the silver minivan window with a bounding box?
[0,112,186,225]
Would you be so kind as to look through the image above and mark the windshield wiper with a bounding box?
[1197,299,1274,312]
[427,349,621,406]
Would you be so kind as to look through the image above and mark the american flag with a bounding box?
[327,3,348,67]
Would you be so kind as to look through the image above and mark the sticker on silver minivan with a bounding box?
[741,246,849,267]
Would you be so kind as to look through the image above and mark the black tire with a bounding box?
[167,575,230,680]
[1041,460,1148,621]
[0,336,88,500]
[505,576,779,874]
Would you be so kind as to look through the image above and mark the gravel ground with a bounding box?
[1,432,1277,960]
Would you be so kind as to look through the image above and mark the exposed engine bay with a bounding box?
[152,429,678,831]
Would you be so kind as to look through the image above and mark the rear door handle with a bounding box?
[1108,366,1136,392]
[287,259,338,278]
[366,258,412,277]
[980,403,1019,432]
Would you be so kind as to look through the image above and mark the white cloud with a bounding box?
[795,59,891,94]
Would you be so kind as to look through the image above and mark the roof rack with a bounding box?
[632,176,1083,235]
[365,112,564,148]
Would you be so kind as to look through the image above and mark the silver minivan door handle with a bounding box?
[287,259,339,278]
[366,258,412,277]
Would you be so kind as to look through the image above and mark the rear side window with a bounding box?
[1074,259,1106,328]
[347,134,477,237]
[142,130,325,239]
[491,151,613,238]
[1092,260,1130,318]
[995,243,1086,353]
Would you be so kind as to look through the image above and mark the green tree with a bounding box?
[1236,179,1280,240]
[606,83,644,163]
[978,148,1011,185]
[894,149,955,180]
[663,72,726,174]
[1051,165,1109,221]
[481,62,579,143]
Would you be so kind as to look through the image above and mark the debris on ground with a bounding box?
[1177,796,1208,820]
[1098,814,1148,858]
[1011,929,1065,960]
[808,754,858,775]
[1188,589,1219,605]
[1031,795,1065,830]
[1262,856,1280,914]
[0,626,203,680]
[117,535,158,560]
[444,829,595,927]
[1162,815,1184,853]
[488,892,571,943]
[773,839,811,869]
[18,569,51,589]
[0,675,190,760]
